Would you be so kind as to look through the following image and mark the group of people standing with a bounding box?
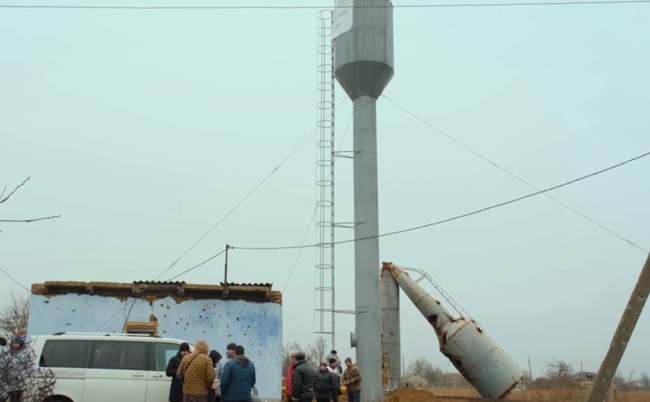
[0,336,36,402]
[287,350,362,402]
[166,341,256,402]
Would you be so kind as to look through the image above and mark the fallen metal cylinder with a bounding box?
[383,263,524,399]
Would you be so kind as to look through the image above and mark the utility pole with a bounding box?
[587,252,650,402]
[224,244,230,284]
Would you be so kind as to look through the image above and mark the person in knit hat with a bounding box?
[291,352,314,402]
[314,362,336,402]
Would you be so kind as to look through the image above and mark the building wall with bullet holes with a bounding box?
[28,290,283,400]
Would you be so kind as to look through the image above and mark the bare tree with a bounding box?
[546,359,573,380]
[305,337,327,364]
[406,357,444,386]
[639,372,650,389]
[0,176,60,227]
[282,338,327,375]
[0,293,30,337]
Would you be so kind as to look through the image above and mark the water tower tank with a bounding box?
[334,0,394,100]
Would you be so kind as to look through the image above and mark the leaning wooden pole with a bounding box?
[587,252,650,402]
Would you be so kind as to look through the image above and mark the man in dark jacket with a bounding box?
[327,358,341,402]
[166,343,191,402]
[221,345,256,402]
[314,362,335,402]
[291,353,314,402]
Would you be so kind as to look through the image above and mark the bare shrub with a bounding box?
[0,293,29,337]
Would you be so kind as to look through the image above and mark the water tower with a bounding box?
[333,1,394,402]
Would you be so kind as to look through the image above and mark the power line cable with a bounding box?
[154,103,345,281]
[100,244,227,329]
[127,114,345,322]
[166,248,228,281]
[0,267,30,292]
[229,150,650,251]
[121,298,139,331]
[102,260,204,332]
[1,1,649,10]
[283,206,319,294]
[95,301,128,332]
[337,113,354,150]
[382,94,648,253]
[283,108,353,295]
[101,246,227,329]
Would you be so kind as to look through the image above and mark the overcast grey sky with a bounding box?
[1,0,649,379]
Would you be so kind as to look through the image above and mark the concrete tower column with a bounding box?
[381,263,401,393]
[334,2,394,401]
[353,96,382,402]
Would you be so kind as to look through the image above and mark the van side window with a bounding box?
[90,341,148,370]
[154,343,180,371]
[40,340,90,368]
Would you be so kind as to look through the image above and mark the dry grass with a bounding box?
[618,391,650,402]
[386,387,650,402]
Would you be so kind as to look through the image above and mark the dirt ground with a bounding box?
[383,387,650,402]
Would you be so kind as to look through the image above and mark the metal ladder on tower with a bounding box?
[315,9,336,348]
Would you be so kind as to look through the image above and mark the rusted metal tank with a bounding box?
[383,263,524,399]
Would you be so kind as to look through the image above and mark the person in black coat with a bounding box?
[327,358,341,402]
[291,353,314,402]
[314,362,335,402]
[208,350,223,402]
[166,343,191,402]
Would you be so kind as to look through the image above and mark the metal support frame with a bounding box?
[315,9,337,349]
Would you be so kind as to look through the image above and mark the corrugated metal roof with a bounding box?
[220,282,273,287]
[31,281,281,304]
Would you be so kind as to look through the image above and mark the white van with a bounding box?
[31,333,190,402]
